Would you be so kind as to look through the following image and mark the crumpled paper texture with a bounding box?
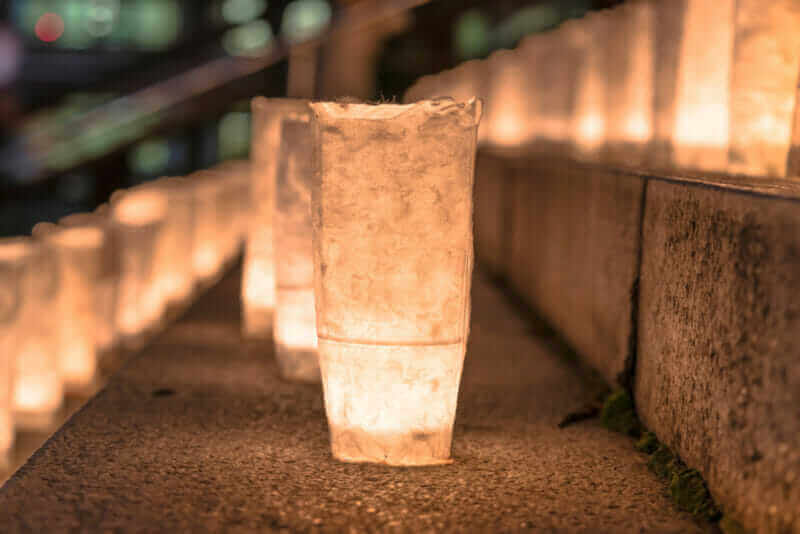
[310,98,482,465]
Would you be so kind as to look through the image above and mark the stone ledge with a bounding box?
[636,180,800,534]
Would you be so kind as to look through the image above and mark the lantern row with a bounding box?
[1,97,483,468]
[404,0,800,179]
[0,160,251,464]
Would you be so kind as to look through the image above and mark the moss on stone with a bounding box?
[719,515,749,534]
[634,431,659,454]
[600,389,640,436]
[647,443,677,480]
[669,468,721,522]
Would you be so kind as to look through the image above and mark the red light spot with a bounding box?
[35,13,64,43]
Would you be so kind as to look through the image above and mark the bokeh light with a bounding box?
[35,13,64,43]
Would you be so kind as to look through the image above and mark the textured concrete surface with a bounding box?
[636,180,800,534]
[500,157,645,386]
[0,268,704,533]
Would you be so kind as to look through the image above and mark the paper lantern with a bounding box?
[0,242,22,458]
[189,173,226,285]
[213,159,251,255]
[605,1,655,165]
[568,13,610,157]
[4,234,63,426]
[59,213,118,353]
[671,0,734,172]
[485,49,533,147]
[141,178,196,305]
[652,0,686,167]
[728,0,800,177]
[273,111,319,382]
[111,189,168,342]
[242,97,308,338]
[44,225,106,392]
[310,98,482,465]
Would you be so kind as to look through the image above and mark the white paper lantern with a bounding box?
[45,225,105,393]
[485,49,533,147]
[273,111,319,382]
[141,178,196,305]
[728,0,800,177]
[4,234,63,426]
[59,213,118,353]
[671,0,735,172]
[310,98,482,465]
[0,244,21,459]
[111,189,168,342]
[242,98,308,339]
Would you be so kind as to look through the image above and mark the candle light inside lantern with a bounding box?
[242,98,308,339]
[485,49,533,148]
[111,189,168,343]
[728,0,800,177]
[310,98,482,465]
[273,111,319,382]
[3,235,63,427]
[45,226,105,393]
[59,213,118,353]
[605,1,655,165]
[671,0,734,172]
[142,178,196,305]
[0,245,21,461]
[568,13,610,157]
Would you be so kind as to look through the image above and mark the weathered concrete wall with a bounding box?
[487,157,645,386]
[636,180,800,534]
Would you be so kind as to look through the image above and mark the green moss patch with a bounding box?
[600,389,640,436]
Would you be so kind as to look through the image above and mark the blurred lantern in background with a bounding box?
[605,1,655,166]
[273,111,318,382]
[59,213,119,357]
[44,225,106,394]
[6,233,62,427]
[310,99,481,466]
[190,173,226,285]
[136,178,195,307]
[728,0,800,177]
[568,12,609,157]
[242,98,307,340]
[485,49,532,148]
[111,188,168,345]
[0,241,22,462]
[670,0,734,172]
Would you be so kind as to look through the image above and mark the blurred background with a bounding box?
[0,0,620,237]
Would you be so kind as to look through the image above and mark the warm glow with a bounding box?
[0,239,24,455]
[728,0,800,177]
[486,50,532,147]
[112,189,168,339]
[47,226,104,392]
[607,2,654,145]
[190,173,225,284]
[274,113,318,382]
[13,341,62,428]
[570,13,608,154]
[243,98,308,338]
[310,99,481,465]
[671,0,734,171]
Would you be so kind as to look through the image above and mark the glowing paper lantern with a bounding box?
[1,235,62,427]
[44,226,106,393]
[189,172,226,285]
[652,0,686,167]
[605,1,655,165]
[142,178,196,305]
[485,49,533,147]
[59,213,118,353]
[273,112,318,382]
[671,0,734,172]
[568,13,610,157]
[310,98,482,465]
[728,0,800,177]
[0,243,22,458]
[242,97,307,338]
[111,189,168,343]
